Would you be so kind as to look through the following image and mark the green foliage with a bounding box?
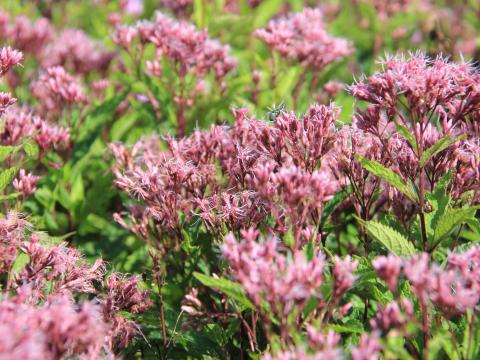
[193,272,255,311]
[358,219,416,256]
[355,155,418,202]
[419,134,466,167]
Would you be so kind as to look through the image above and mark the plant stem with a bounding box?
[420,300,429,360]
[419,169,428,251]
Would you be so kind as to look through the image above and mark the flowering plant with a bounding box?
[1,1,480,359]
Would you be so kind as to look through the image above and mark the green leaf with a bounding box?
[328,320,363,334]
[359,219,416,256]
[432,207,478,246]
[0,145,15,161]
[23,140,39,159]
[0,192,20,201]
[253,0,284,27]
[11,252,29,272]
[193,272,255,311]
[320,186,351,228]
[355,155,417,202]
[0,167,17,192]
[395,123,417,152]
[419,134,466,167]
[424,179,451,239]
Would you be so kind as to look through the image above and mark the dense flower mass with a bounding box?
[255,8,354,70]
[31,66,87,117]
[1,1,480,359]
[0,213,151,358]
[222,230,325,315]
[42,29,114,74]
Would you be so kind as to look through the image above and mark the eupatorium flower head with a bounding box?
[255,8,354,70]
[0,46,23,76]
[31,66,86,117]
[222,229,324,317]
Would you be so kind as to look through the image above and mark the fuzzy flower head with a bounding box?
[13,169,40,198]
[31,66,86,117]
[255,8,354,70]
[0,92,16,116]
[0,46,23,76]
[372,254,402,293]
[137,12,236,82]
[0,15,54,57]
[0,106,70,152]
[222,229,324,317]
[351,333,382,360]
[42,29,114,75]
[332,255,359,299]
[350,53,480,125]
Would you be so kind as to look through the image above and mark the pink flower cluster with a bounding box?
[0,11,53,57]
[0,296,107,359]
[1,106,70,153]
[255,8,354,70]
[342,53,480,231]
[112,104,340,246]
[0,46,22,117]
[0,9,113,78]
[373,247,480,315]
[0,46,23,76]
[263,332,381,360]
[31,66,87,118]
[0,213,151,357]
[115,12,236,82]
[350,53,480,125]
[42,29,114,75]
[13,169,40,198]
[222,229,325,318]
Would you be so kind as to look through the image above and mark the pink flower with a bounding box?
[222,230,324,317]
[41,29,113,75]
[31,66,86,117]
[145,12,237,81]
[255,8,354,70]
[0,92,16,116]
[1,15,53,57]
[13,169,40,197]
[0,212,30,272]
[120,0,144,16]
[332,255,358,299]
[370,299,413,332]
[0,46,23,76]
[0,106,70,152]
[372,254,402,293]
[351,333,382,360]
[271,103,339,172]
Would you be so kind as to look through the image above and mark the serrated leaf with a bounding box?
[355,155,417,202]
[193,272,255,311]
[432,207,479,246]
[328,321,363,334]
[359,219,416,256]
[420,134,466,167]
[0,167,17,192]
